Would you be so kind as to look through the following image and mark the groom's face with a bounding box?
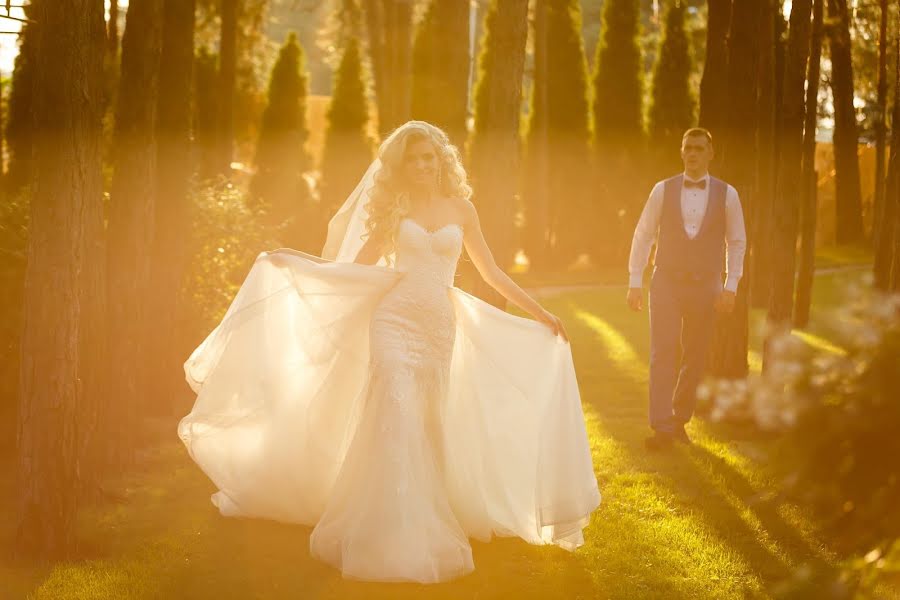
[681,135,713,173]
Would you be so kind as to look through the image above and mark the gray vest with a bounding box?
[654,174,727,281]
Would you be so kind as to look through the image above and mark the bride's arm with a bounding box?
[459,199,568,341]
[353,233,383,265]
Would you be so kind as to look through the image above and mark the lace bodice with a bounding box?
[394,218,463,287]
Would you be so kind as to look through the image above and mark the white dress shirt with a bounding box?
[628,173,747,292]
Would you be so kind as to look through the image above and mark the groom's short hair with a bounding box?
[682,127,713,145]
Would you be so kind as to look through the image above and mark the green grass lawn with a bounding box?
[1,270,897,599]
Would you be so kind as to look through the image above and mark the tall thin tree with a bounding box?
[216,0,239,174]
[795,0,824,328]
[767,0,814,357]
[648,0,697,176]
[106,0,164,463]
[410,0,470,146]
[194,46,219,181]
[698,0,732,137]
[149,0,196,413]
[524,0,591,270]
[320,36,373,233]
[826,0,864,244]
[873,0,889,236]
[16,0,106,557]
[108,0,120,55]
[708,0,762,379]
[465,0,529,307]
[364,0,413,134]
[591,0,645,267]
[876,15,900,290]
[751,0,780,309]
[250,33,314,249]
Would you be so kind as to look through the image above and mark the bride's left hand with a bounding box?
[538,309,569,342]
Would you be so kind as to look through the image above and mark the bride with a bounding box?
[178,121,600,583]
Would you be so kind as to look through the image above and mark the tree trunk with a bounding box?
[891,200,900,290]
[877,15,900,291]
[827,0,864,244]
[16,0,105,558]
[795,170,818,327]
[698,0,732,137]
[194,47,220,181]
[767,0,813,365]
[751,0,779,310]
[707,0,761,379]
[108,0,119,55]
[106,0,163,465]
[149,0,195,415]
[216,0,238,174]
[466,0,528,308]
[873,0,889,239]
[795,0,823,327]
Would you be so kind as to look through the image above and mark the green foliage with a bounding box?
[318,36,372,244]
[469,0,504,141]
[708,285,900,595]
[249,32,315,250]
[410,0,469,144]
[591,0,645,154]
[648,0,697,175]
[523,0,592,270]
[179,181,274,340]
[589,0,647,268]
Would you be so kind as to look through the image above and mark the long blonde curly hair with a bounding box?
[363,121,472,259]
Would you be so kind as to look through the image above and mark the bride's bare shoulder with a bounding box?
[447,196,478,225]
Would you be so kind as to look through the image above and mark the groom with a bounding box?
[627,128,747,450]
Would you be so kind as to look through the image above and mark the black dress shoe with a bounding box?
[672,426,692,445]
[644,431,674,451]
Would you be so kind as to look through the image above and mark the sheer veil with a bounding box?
[320,158,382,264]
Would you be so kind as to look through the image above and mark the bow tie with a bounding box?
[684,178,707,190]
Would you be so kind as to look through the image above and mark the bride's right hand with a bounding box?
[538,309,569,342]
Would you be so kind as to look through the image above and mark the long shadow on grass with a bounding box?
[558,294,838,595]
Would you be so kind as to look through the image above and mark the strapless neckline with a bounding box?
[401,218,463,237]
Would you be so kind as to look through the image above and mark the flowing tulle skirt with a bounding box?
[178,251,600,583]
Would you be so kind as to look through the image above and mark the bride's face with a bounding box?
[402,137,440,190]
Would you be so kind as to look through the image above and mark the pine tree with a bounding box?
[523,0,591,270]
[592,0,644,156]
[250,32,314,250]
[319,36,373,245]
[648,0,696,176]
[410,0,470,146]
[590,0,645,267]
[465,0,529,306]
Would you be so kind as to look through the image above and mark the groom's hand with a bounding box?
[715,290,736,314]
[627,288,644,312]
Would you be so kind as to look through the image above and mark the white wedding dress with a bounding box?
[178,217,600,583]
